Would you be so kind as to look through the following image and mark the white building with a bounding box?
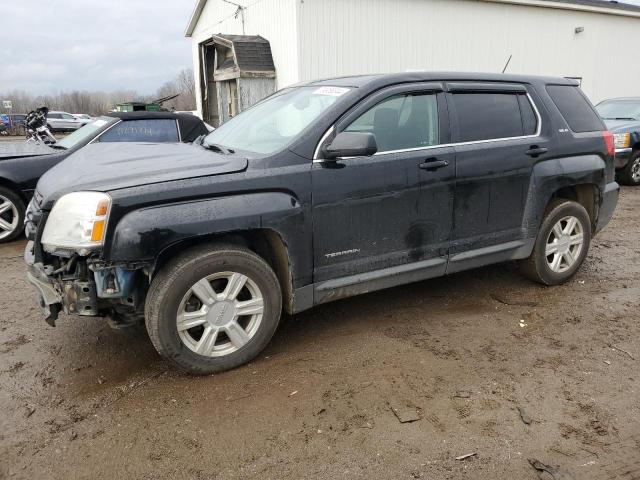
[185,0,640,125]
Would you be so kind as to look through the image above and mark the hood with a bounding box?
[603,119,640,133]
[0,142,55,160]
[37,142,248,204]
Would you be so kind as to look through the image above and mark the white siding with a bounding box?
[296,0,640,103]
[190,0,640,106]
[189,0,298,116]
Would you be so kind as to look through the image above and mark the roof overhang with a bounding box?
[477,0,640,18]
[185,0,207,37]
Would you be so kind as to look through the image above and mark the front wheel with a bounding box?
[145,244,282,374]
[0,187,25,243]
[618,151,640,186]
[519,199,591,285]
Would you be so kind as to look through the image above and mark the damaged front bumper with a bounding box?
[25,241,144,327]
[25,241,63,326]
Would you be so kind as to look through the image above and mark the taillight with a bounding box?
[603,131,615,157]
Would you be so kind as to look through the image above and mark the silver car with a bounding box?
[47,111,89,132]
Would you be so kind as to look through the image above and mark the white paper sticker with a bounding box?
[313,86,350,97]
[92,119,108,127]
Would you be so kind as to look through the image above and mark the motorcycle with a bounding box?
[25,107,56,144]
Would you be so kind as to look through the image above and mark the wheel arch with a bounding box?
[548,183,599,231]
[151,228,295,314]
[0,177,28,205]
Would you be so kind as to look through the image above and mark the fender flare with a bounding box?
[522,154,605,238]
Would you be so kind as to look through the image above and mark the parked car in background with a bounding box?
[73,113,93,121]
[24,72,618,374]
[596,97,640,185]
[46,111,88,132]
[0,112,209,242]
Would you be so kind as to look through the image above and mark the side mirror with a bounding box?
[323,132,378,160]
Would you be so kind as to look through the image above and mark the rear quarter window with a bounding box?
[98,119,179,143]
[546,85,603,133]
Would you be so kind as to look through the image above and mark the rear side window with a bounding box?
[98,119,179,143]
[452,93,531,142]
[546,85,603,133]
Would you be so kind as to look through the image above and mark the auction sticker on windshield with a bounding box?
[313,86,350,97]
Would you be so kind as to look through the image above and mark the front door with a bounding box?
[446,83,547,273]
[311,84,455,296]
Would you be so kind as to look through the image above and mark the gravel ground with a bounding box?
[0,187,639,480]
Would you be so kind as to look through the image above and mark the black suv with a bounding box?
[25,73,619,374]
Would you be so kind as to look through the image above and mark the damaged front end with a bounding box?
[25,240,148,329]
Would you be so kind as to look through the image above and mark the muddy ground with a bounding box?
[1,188,639,480]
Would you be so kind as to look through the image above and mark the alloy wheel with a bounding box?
[545,215,584,273]
[176,271,264,357]
[631,157,640,183]
[0,194,19,241]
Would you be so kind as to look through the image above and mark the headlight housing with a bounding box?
[42,191,111,256]
[613,132,631,149]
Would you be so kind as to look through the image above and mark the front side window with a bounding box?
[452,92,532,142]
[98,119,179,143]
[56,117,114,149]
[345,93,439,152]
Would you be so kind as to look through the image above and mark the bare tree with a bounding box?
[0,68,196,115]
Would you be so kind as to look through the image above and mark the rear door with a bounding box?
[446,83,547,273]
[47,113,62,130]
[312,83,454,286]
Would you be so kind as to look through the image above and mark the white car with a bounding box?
[47,111,89,132]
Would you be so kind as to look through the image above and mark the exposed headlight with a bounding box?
[613,132,631,149]
[42,192,111,256]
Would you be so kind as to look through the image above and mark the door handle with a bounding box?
[419,158,450,171]
[525,146,548,157]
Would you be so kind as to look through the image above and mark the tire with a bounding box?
[145,244,282,375]
[519,199,591,285]
[0,186,25,243]
[617,151,640,186]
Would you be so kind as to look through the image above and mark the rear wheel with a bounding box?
[0,187,25,243]
[519,199,591,285]
[145,244,282,374]
[618,151,640,186]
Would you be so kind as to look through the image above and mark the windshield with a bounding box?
[203,86,351,156]
[596,100,640,120]
[56,117,115,149]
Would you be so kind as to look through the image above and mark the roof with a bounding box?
[185,0,640,36]
[483,0,640,14]
[105,111,200,121]
[212,34,275,72]
[301,71,580,89]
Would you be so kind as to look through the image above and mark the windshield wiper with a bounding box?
[49,144,68,150]
[202,142,235,155]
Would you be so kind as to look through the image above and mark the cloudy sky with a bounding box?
[0,0,195,95]
[2,0,640,96]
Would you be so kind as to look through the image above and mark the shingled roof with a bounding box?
[212,34,275,73]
